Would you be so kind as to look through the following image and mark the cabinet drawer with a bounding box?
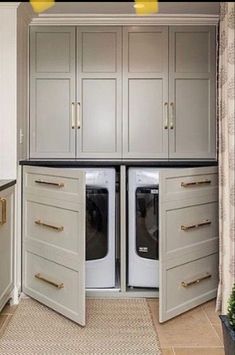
[24,251,83,319]
[163,171,218,202]
[166,201,218,257]
[25,199,81,255]
[24,169,84,203]
[165,253,218,319]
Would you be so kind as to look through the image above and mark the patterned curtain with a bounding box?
[217,2,235,314]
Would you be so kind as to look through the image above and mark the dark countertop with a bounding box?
[0,180,16,192]
[20,159,218,168]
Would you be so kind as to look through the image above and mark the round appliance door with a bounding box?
[86,187,108,261]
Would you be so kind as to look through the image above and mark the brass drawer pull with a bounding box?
[71,102,75,129]
[35,179,64,188]
[181,179,211,187]
[77,102,81,129]
[181,219,211,231]
[35,273,64,289]
[0,198,6,225]
[35,219,64,232]
[164,102,168,129]
[181,272,212,288]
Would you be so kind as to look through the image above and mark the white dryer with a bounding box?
[76,168,116,288]
[128,168,160,288]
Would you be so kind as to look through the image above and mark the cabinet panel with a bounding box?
[77,27,122,158]
[81,79,117,153]
[0,187,14,312]
[123,26,168,159]
[169,26,216,159]
[127,79,166,156]
[30,27,76,158]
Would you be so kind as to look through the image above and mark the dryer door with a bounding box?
[136,186,159,260]
[86,187,108,261]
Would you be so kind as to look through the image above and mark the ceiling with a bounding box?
[41,2,220,15]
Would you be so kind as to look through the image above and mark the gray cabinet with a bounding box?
[0,186,14,312]
[123,26,169,159]
[30,27,76,158]
[169,26,216,159]
[76,27,122,158]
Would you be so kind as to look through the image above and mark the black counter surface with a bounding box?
[20,159,218,168]
[0,180,16,192]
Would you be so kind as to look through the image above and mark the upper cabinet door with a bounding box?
[76,27,122,158]
[30,27,76,158]
[123,26,169,159]
[169,26,216,159]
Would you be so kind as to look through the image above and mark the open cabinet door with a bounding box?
[23,166,86,326]
[159,167,219,323]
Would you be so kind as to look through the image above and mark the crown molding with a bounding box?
[30,13,219,26]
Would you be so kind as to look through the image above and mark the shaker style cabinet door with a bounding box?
[168,26,216,159]
[0,187,14,312]
[23,167,86,326]
[30,27,76,158]
[123,26,169,159]
[76,27,122,158]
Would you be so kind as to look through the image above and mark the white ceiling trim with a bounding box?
[30,13,219,26]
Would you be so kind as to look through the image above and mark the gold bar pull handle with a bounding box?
[164,102,168,129]
[35,180,64,188]
[170,102,174,129]
[181,179,211,188]
[71,102,75,129]
[35,273,64,289]
[35,219,64,232]
[181,219,212,231]
[0,198,6,225]
[77,102,81,129]
[181,272,212,288]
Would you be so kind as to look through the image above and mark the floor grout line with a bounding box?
[202,308,223,345]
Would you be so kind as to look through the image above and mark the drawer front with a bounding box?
[24,169,83,203]
[163,171,218,202]
[24,251,83,321]
[25,199,81,254]
[165,253,218,319]
[166,201,218,256]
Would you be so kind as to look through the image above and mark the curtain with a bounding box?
[217,2,235,314]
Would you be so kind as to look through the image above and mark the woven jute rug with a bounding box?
[0,298,161,354]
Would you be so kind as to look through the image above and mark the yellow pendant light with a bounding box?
[134,0,158,15]
[30,0,55,13]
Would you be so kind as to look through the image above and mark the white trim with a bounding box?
[30,13,219,26]
[0,2,20,9]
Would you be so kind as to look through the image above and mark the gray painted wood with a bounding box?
[169,26,216,159]
[159,167,218,322]
[0,186,14,312]
[76,27,122,158]
[30,27,76,158]
[23,166,86,326]
[123,26,169,159]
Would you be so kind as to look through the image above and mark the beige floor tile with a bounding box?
[202,299,221,325]
[173,347,225,355]
[213,323,224,343]
[1,303,18,315]
[148,299,222,348]
[162,348,175,355]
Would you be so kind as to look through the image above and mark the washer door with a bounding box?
[135,186,159,260]
[86,187,108,261]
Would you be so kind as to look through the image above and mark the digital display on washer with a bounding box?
[86,187,108,261]
[135,186,159,260]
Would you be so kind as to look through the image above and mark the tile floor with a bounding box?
[0,298,224,355]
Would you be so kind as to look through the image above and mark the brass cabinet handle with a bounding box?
[181,219,211,231]
[77,102,81,129]
[35,273,64,289]
[164,102,168,129]
[181,272,212,288]
[181,179,211,187]
[0,198,6,225]
[35,219,64,232]
[35,179,64,188]
[170,102,174,129]
[71,102,75,129]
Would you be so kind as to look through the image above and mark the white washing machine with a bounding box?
[128,168,160,288]
[76,168,116,288]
